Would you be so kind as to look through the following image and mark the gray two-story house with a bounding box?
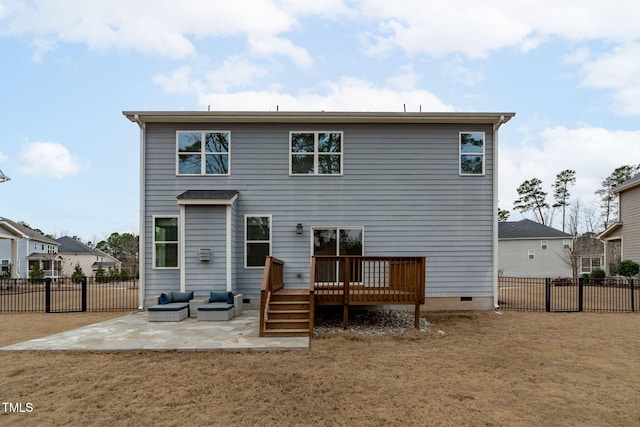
[0,217,62,279]
[124,111,514,312]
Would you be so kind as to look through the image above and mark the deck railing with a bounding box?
[312,256,426,305]
[312,256,426,328]
[259,256,285,335]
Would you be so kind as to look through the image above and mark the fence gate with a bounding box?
[545,278,582,312]
[45,277,87,313]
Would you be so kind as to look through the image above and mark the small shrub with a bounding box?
[71,263,84,283]
[615,260,640,278]
[590,268,606,280]
[95,266,106,283]
[29,263,45,281]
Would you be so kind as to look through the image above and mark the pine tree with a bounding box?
[552,169,576,233]
[514,178,550,225]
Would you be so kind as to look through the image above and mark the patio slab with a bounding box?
[0,310,309,352]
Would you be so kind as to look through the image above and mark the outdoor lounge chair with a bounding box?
[197,291,243,321]
[147,291,194,321]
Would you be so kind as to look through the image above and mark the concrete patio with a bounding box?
[0,310,309,352]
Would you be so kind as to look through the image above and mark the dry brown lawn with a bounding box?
[1,310,640,426]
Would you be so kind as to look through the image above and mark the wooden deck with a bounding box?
[260,256,426,336]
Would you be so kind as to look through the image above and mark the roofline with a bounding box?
[614,177,640,194]
[598,222,623,240]
[123,111,515,125]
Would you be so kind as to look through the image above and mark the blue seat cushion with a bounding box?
[209,291,234,304]
[148,303,189,312]
[171,291,193,303]
[198,303,234,312]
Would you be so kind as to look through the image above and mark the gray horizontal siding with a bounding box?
[184,205,227,295]
[144,122,496,299]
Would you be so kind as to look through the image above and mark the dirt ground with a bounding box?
[1,310,640,426]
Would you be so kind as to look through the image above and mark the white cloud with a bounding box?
[0,152,7,162]
[1,0,296,59]
[198,76,454,112]
[499,126,640,217]
[154,57,270,94]
[19,142,83,179]
[357,1,640,59]
[578,43,640,115]
[248,35,313,69]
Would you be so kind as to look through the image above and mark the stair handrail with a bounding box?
[259,256,285,336]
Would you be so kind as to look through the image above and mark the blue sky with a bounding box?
[1,0,640,241]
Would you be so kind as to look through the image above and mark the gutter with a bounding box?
[493,114,508,310]
[132,113,146,311]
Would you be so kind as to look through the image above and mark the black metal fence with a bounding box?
[499,277,639,312]
[0,277,139,313]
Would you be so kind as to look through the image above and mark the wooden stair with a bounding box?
[262,289,311,337]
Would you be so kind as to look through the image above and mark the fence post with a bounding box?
[45,278,51,313]
[545,278,551,312]
[631,279,635,313]
[81,276,87,312]
[578,277,584,312]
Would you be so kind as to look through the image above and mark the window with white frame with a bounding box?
[563,239,571,250]
[459,132,485,175]
[541,240,548,250]
[153,217,178,268]
[1,259,9,275]
[290,132,342,175]
[581,257,602,274]
[177,131,230,175]
[245,215,271,268]
[528,250,535,260]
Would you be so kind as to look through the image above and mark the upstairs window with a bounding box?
[460,132,485,176]
[541,240,548,250]
[290,132,342,175]
[177,131,230,175]
[528,250,535,260]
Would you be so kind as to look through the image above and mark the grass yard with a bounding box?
[1,310,639,426]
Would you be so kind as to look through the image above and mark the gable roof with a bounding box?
[614,173,640,194]
[499,219,572,239]
[56,236,96,254]
[0,217,59,245]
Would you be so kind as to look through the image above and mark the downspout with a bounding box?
[133,114,146,311]
[493,115,506,309]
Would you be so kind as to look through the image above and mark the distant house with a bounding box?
[598,174,640,275]
[573,233,604,276]
[0,217,61,279]
[56,236,122,278]
[498,219,572,278]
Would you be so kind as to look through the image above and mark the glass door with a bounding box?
[313,228,363,283]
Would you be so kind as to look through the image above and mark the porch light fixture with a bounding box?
[296,223,303,234]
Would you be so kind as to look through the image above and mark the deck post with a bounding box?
[343,305,349,330]
[343,258,350,329]
[414,303,420,329]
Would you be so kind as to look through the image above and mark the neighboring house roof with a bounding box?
[26,253,63,261]
[56,236,95,254]
[0,217,59,245]
[614,173,640,194]
[92,261,117,268]
[56,236,122,263]
[499,219,572,239]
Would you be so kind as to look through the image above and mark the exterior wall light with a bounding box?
[296,223,303,234]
